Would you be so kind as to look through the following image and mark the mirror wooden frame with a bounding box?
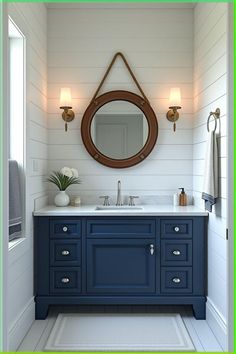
[81,90,158,168]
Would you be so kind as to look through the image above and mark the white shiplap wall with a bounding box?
[193,3,228,350]
[47,8,193,203]
[7,3,47,351]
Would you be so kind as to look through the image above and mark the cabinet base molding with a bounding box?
[35,296,206,320]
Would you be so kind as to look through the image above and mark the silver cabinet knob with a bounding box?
[62,226,68,232]
[149,244,155,255]
[172,277,181,283]
[61,250,70,256]
[61,277,70,283]
[172,250,181,256]
[174,226,180,232]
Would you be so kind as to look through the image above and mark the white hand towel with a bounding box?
[202,131,218,212]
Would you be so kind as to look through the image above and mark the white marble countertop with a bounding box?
[34,205,208,216]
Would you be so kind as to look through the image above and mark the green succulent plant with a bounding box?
[47,171,81,191]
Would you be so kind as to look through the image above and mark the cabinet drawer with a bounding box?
[161,219,192,238]
[161,240,192,266]
[50,268,81,294]
[86,218,155,238]
[50,220,81,238]
[161,267,192,293]
[50,240,81,266]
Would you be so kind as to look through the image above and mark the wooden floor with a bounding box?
[17,305,223,352]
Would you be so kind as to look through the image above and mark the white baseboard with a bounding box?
[206,297,227,351]
[9,297,35,351]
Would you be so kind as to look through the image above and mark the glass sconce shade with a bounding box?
[60,87,72,108]
[169,87,181,108]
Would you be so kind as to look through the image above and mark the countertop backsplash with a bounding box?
[44,192,193,210]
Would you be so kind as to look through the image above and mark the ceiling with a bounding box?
[46,2,196,9]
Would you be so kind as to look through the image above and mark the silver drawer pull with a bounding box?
[61,277,70,284]
[174,226,180,232]
[62,226,68,232]
[61,250,70,256]
[172,250,181,256]
[149,244,155,255]
[172,277,181,283]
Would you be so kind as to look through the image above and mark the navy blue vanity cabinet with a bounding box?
[86,218,157,294]
[34,215,207,320]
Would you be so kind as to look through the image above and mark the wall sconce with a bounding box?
[166,87,181,132]
[60,87,75,131]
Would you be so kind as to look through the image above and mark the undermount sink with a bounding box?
[95,206,143,211]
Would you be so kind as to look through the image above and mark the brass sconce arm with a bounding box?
[60,106,75,131]
[166,106,181,132]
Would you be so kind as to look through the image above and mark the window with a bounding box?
[8,17,25,242]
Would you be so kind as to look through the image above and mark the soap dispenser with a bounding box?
[178,187,187,206]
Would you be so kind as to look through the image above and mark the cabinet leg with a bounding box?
[192,300,206,319]
[35,302,49,319]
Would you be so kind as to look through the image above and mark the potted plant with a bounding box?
[47,167,81,207]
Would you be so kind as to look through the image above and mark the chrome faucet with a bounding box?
[116,180,122,206]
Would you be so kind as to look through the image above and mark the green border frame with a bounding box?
[0,1,3,353]
[0,0,234,353]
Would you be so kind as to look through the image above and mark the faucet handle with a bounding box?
[99,196,110,206]
[128,196,139,206]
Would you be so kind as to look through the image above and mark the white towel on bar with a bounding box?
[202,131,218,212]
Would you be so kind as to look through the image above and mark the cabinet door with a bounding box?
[87,239,156,294]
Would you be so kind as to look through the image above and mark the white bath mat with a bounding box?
[44,313,195,352]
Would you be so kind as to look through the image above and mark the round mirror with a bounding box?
[81,90,158,168]
[90,101,149,160]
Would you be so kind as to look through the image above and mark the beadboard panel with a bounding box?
[48,98,193,116]
[49,143,193,162]
[48,159,192,177]
[48,174,192,192]
[48,8,194,24]
[47,7,193,199]
[193,3,228,347]
[48,83,193,99]
[29,121,47,145]
[193,95,227,128]
[48,128,192,146]
[48,19,193,39]
[194,2,216,30]
[194,13,227,63]
[194,34,227,81]
[8,267,34,329]
[29,102,47,128]
[194,3,227,50]
[30,140,48,159]
[48,52,193,69]
[8,3,48,351]
[48,67,193,85]
[48,113,193,131]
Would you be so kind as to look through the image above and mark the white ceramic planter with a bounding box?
[54,191,70,207]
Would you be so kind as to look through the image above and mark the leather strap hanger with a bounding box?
[91,52,149,104]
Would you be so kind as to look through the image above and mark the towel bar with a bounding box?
[207,108,220,132]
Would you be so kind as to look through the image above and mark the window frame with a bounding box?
[8,16,26,247]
